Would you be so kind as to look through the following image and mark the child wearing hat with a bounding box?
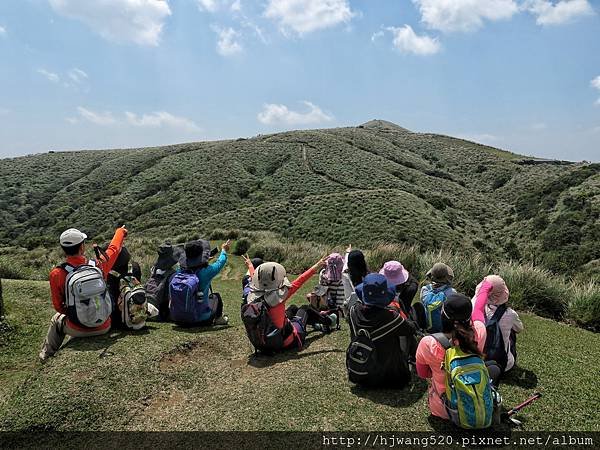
[379,260,419,314]
[309,253,346,315]
[415,262,457,331]
[346,273,418,387]
[415,292,500,420]
[246,256,334,351]
[176,239,231,325]
[472,275,523,372]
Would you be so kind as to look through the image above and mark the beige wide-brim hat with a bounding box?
[426,262,454,284]
[247,262,292,307]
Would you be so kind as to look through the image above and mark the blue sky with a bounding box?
[0,0,599,161]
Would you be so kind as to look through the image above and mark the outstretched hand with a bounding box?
[120,225,128,238]
[222,239,231,252]
[346,244,352,253]
[312,255,328,272]
[242,253,253,269]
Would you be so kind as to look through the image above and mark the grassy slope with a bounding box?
[2,123,597,275]
[1,256,599,432]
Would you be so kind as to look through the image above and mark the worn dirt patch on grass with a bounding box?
[138,389,187,422]
[158,340,203,372]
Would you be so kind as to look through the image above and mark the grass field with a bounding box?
[1,255,599,432]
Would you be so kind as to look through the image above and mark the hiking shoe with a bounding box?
[329,313,338,330]
[313,323,323,331]
[214,315,229,326]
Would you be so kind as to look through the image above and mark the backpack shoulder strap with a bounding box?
[348,304,359,337]
[489,304,508,322]
[432,332,452,350]
[370,312,406,342]
[58,263,75,274]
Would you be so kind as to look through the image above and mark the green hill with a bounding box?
[0,121,598,275]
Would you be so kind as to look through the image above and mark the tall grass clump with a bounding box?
[569,282,600,331]
[248,238,328,273]
[498,262,569,320]
[366,243,422,275]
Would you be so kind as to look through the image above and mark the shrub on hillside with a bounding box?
[208,229,240,240]
[498,262,569,320]
[232,238,251,256]
[569,282,600,331]
[0,257,35,280]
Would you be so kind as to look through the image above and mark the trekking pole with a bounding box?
[502,392,542,426]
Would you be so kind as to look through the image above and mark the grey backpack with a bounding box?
[62,260,112,328]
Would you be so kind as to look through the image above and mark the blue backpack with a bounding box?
[168,271,210,324]
[433,333,498,429]
[421,285,452,332]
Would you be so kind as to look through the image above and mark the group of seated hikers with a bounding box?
[39,226,524,430]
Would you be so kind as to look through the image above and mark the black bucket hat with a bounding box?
[154,242,179,270]
[180,239,211,269]
[442,293,472,322]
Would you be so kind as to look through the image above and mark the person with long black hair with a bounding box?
[415,292,501,420]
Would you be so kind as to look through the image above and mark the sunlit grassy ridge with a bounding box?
[0,121,598,276]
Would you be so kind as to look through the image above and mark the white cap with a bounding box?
[59,228,87,247]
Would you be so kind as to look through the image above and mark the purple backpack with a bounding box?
[168,271,206,324]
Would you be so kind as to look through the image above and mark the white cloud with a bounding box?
[77,107,117,125]
[68,68,88,84]
[531,122,548,130]
[387,25,440,55]
[264,0,354,34]
[73,107,201,131]
[371,30,384,42]
[412,0,519,32]
[524,0,594,25]
[212,26,243,56]
[258,101,333,125]
[48,0,171,46]
[197,0,219,12]
[125,111,201,132]
[38,68,60,83]
[458,133,500,145]
[591,76,600,106]
[0,25,6,36]
[231,0,242,12]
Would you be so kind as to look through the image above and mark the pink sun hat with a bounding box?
[379,260,409,286]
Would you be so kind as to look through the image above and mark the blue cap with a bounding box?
[355,273,396,308]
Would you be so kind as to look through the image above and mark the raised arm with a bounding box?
[204,240,230,280]
[98,226,128,277]
[342,244,351,272]
[286,256,327,299]
[242,254,255,278]
[472,280,493,324]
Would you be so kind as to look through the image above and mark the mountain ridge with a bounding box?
[0,121,597,275]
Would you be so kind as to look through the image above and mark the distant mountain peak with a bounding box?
[359,120,410,132]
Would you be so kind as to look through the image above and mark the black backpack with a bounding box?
[241,299,285,353]
[145,267,176,321]
[346,305,411,387]
[484,304,510,370]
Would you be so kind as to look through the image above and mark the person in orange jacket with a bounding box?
[39,225,127,361]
